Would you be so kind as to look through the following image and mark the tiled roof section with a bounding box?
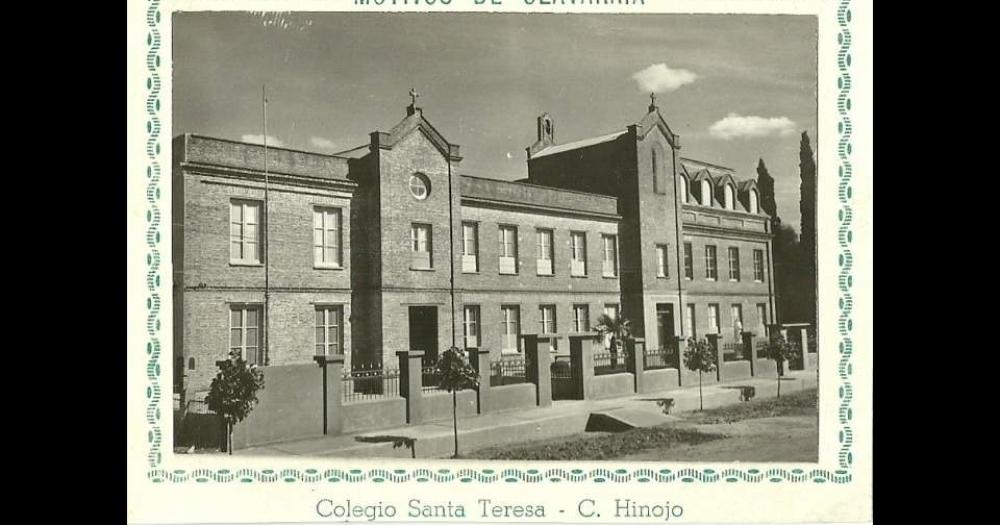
[531,130,627,159]
[179,134,351,180]
[680,156,736,177]
[460,175,619,218]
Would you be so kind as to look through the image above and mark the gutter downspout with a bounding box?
[447,153,457,349]
[670,135,685,340]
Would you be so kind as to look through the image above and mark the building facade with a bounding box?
[172,97,776,399]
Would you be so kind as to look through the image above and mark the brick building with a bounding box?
[172,96,776,399]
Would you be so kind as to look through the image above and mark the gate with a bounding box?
[550,355,579,400]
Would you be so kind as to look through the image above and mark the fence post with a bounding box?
[800,326,814,370]
[523,334,552,407]
[707,333,723,382]
[628,338,646,394]
[396,350,425,424]
[468,348,492,414]
[569,335,595,399]
[674,336,687,387]
[743,331,756,376]
[313,354,345,436]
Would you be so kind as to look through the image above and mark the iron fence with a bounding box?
[644,346,679,370]
[490,355,528,386]
[755,339,770,359]
[421,364,443,392]
[722,341,747,362]
[593,350,628,376]
[342,363,401,403]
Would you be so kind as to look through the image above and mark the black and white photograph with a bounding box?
[169,11,822,460]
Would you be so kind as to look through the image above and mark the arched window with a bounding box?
[724,185,735,210]
[749,189,759,213]
[652,150,659,193]
[680,176,689,203]
[701,180,712,206]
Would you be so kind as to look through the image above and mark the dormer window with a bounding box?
[700,180,712,206]
[680,176,689,203]
[724,185,735,210]
[749,189,759,213]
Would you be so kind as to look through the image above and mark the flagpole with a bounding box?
[263,84,270,366]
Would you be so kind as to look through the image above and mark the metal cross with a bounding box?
[649,92,657,106]
[409,88,419,106]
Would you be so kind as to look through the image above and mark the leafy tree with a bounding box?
[436,346,480,458]
[766,333,800,398]
[798,132,818,328]
[205,349,265,454]
[682,338,717,411]
[756,158,779,225]
[594,313,632,366]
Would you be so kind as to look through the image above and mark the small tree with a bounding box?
[682,338,717,411]
[436,347,480,458]
[205,349,265,454]
[767,333,800,398]
[594,314,632,366]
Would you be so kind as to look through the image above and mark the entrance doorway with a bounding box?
[656,304,678,368]
[408,306,439,364]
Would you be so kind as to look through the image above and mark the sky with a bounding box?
[173,12,817,232]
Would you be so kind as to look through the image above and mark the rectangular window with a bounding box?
[463,305,480,348]
[753,249,765,281]
[683,242,693,280]
[230,200,261,264]
[705,245,718,281]
[708,304,720,334]
[731,304,744,339]
[313,207,342,268]
[602,234,619,277]
[461,222,478,273]
[315,306,344,356]
[685,304,696,338]
[572,304,590,333]
[570,231,587,276]
[498,225,518,274]
[230,304,262,365]
[756,303,768,335]
[728,247,741,281]
[536,228,554,275]
[410,223,432,269]
[539,305,556,334]
[501,305,521,353]
[656,244,669,278]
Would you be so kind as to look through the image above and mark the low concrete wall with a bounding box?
[488,383,537,412]
[721,361,752,382]
[643,368,680,393]
[232,364,324,449]
[681,368,719,387]
[341,397,407,434]
[805,352,818,369]
[589,372,635,400]
[754,359,778,377]
[423,390,478,422]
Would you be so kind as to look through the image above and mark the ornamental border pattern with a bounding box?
[143,2,855,484]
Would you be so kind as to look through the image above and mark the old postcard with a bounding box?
[126,0,873,523]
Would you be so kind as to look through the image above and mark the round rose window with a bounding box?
[409,173,430,200]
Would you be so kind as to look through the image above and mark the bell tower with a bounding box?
[526,112,556,158]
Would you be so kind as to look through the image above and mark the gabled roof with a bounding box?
[372,106,461,161]
[531,130,627,159]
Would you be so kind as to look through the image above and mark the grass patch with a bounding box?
[465,427,723,460]
[686,388,817,424]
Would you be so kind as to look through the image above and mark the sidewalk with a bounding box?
[237,369,817,458]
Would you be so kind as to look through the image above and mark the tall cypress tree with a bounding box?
[798,132,817,327]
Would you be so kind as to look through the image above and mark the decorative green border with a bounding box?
[144,2,855,484]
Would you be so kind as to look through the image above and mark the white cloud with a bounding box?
[241,134,285,147]
[309,136,338,150]
[708,113,797,140]
[632,63,698,93]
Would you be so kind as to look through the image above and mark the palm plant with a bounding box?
[594,314,632,366]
